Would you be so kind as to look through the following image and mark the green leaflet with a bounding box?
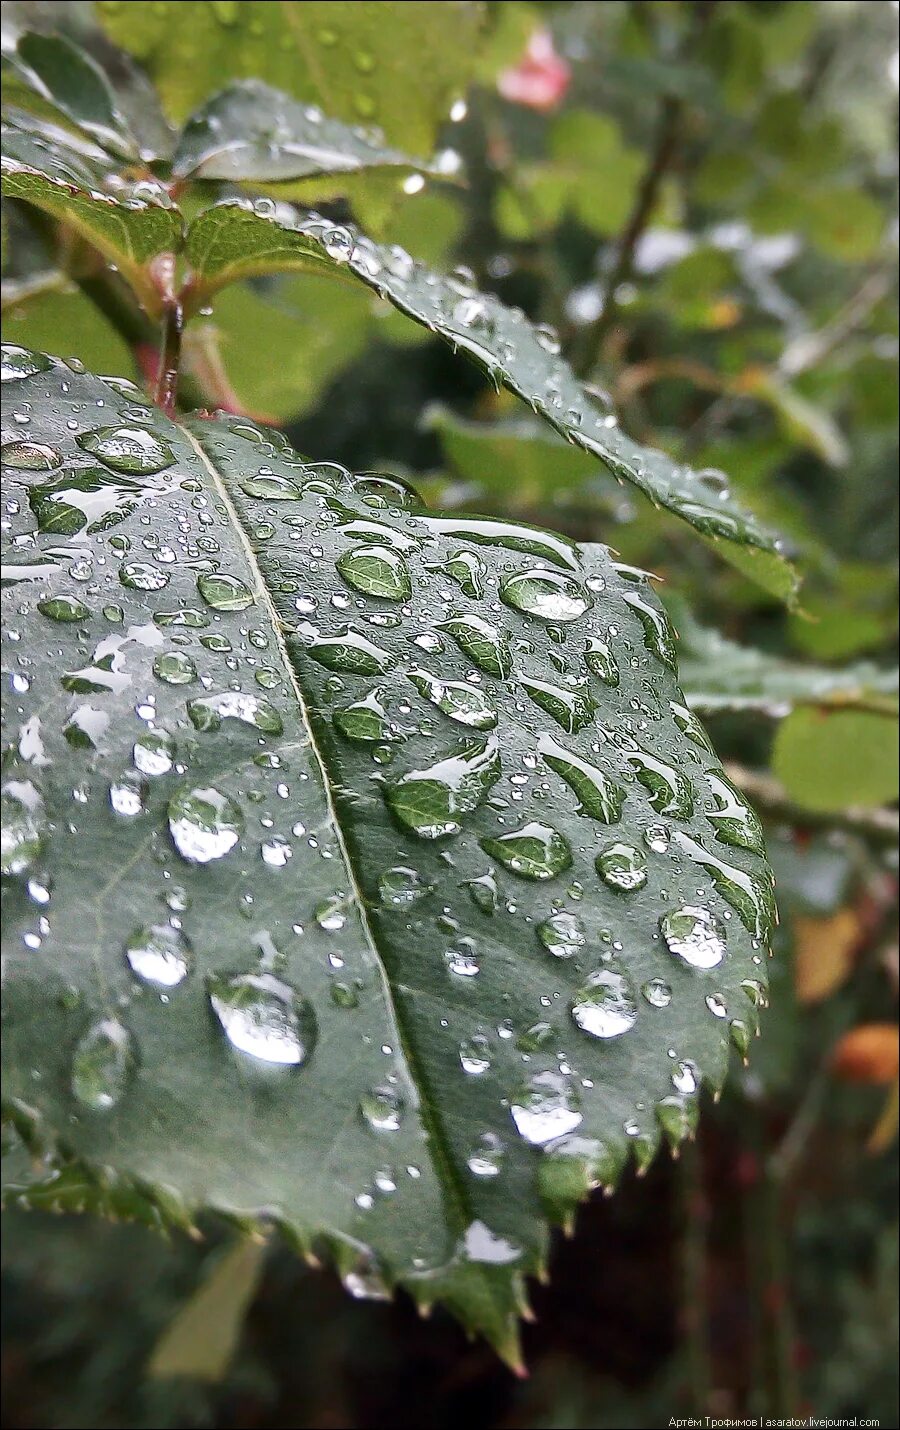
[1,348,775,1363]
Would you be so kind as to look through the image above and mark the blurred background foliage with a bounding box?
[2,0,898,1426]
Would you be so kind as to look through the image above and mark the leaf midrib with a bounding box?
[181,420,475,1248]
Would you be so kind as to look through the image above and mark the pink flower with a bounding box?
[498,27,571,113]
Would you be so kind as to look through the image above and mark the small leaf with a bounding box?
[773,708,899,812]
[9,31,137,160]
[148,1238,267,1382]
[174,79,439,191]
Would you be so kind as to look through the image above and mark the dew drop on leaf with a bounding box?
[208,971,316,1066]
[71,1019,133,1111]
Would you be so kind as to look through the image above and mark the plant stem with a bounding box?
[576,93,683,376]
[680,1136,712,1413]
[155,300,184,415]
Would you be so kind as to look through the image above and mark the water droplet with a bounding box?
[187,691,283,735]
[660,906,726,969]
[153,651,197,685]
[537,910,585,958]
[120,561,169,592]
[571,968,638,1038]
[336,543,411,601]
[670,701,714,752]
[197,571,254,611]
[627,749,694,818]
[76,426,174,474]
[439,615,511,678]
[126,922,192,987]
[168,786,243,863]
[520,674,595,733]
[360,1085,403,1131]
[208,971,316,1065]
[444,549,485,598]
[674,833,775,940]
[644,824,670,853]
[1,780,45,876]
[1,345,51,383]
[2,440,61,470]
[656,1094,697,1145]
[300,624,392,675]
[672,1059,699,1094]
[705,771,766,856]
[510,1070,582,1145]
[459,1034,491,1074]
[240,471,302,499]
[539,733,624,822]
[642,978,673,1008]
[386,737,500,839]
[37,595,91,623]
[596,842,647,892]
[407,667,497,730]
[71,1019,132,1110]
[730,1018,751,1057]
[463,870,500,914]
[623,592,678,671]
[481,821,571,880]
[584,636,619,686]
[378,866,433,907]
[133,729,174,776]
[467,1132,504,1177]
[705,992,728,1019]
[501,568,590,623]
[109,773,146,816]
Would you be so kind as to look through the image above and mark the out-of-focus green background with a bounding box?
[2,1,897,1426]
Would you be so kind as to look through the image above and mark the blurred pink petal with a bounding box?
[498,28,571,113]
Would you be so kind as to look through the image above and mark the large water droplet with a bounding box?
[299,624,392,675]
[481,821,571,880]
[627,749,694,818]
[133,728,174,776]
[660,905,726,969]
[378,866,433,906]
[459,1034,491,1074]
[623,593,678,671]
[539,733,624,822]
[126,922,192,987]
[445,549,484,597]
[1,780,45,876]
[642,977,672,1008]
[520,674,595,733]
[153,651,197,685]
[501,568,590,623]
[2,345,51,382]
[240,471,302,499]
[360,1085,404,1131]
[584,636,620,687]
[120,561,169,592]
[71,1019,133,1110]
[168,786,243,863]
[334,687,400,743]
[467,1132,504,1177]
[439,615,511,678]
[386,737,500,839]
[76,426,174,474]
[208,971,316,1065]
[670,701,714,751]
[187,691,283,734]
[337,543,411,600]
[1,439,61,470]
[510,1070,582,1145]
[37,595,91,623]
[674,833,775,940]
[704,771,766,856]
[571,969,638,1039]
[537,910,585,958]
[407,667,497,730]
[596,842,647,891]
[197,571,254,611]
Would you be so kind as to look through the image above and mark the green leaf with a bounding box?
[147,1239,266,1382]
[2,347,776,1361]
[0,122,182,316]
[674,605,898,718]
[2,280,138,380]
[772,708,899,813]
[429,406,598,504]
[97,0,485,151]
[173,80,439,191]
[184,203,791,573]
[6,30,138,160]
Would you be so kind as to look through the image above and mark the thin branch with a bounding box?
[155,300,183,416]
[779,265,895,378]
[724,763,900,848]
[576,93,683,375]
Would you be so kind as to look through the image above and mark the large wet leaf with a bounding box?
[1,347,776,1362]
[0,121,181,316]
[184,203,791,572]
[97,0,485,150]
[3,31,140,161]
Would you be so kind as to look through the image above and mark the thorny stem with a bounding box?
[155,300,184,416]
